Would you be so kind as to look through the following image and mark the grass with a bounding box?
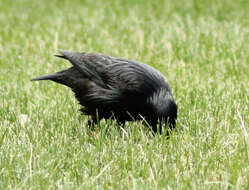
[0,0,249,189]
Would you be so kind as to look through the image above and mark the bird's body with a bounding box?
[32,50,177,133]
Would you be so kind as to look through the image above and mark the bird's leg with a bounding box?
[117,120,126,128]
[87,116,97,129]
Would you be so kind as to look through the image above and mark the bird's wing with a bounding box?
[105,56,171,96]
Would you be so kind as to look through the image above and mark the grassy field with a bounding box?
[0,0,249,189]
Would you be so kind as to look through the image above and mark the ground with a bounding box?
[0,0,248,189]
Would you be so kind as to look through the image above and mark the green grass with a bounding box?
[0,0,249,189]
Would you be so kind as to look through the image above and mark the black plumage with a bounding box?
[32,50,177,133]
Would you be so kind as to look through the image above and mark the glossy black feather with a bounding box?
[32,50,177,133]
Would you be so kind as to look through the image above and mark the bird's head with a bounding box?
[145,89,177,133]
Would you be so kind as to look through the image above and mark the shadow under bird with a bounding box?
[32,50,177,133]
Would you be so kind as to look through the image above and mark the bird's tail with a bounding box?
[31,67,82,87]
[31,73,60,81]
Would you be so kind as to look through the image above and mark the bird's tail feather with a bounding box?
[31,72,69,86]
[31,73,60,81]
[54,54,66,59]
[31,67,83,88]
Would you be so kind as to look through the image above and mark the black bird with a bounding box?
[32,50,177,133]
